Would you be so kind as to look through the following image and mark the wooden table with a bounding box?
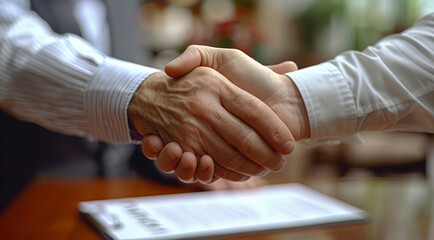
[0,176,432,240]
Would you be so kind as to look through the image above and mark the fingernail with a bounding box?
[281,140,295,155]
[274,158,286,171]
[160,166,175,173]
[199,163,209,171]
[181,161,191,170]
[258,169,270,177]
[198,178,212,184]
[179,177,196,184]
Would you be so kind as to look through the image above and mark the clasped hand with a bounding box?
[129,45,309,183]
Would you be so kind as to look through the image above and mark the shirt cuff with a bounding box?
[85,57,160,143]
[286,62,357,141]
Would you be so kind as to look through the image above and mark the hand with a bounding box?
[128,67,295,181]
[166,45,310,141]
[141,59,301,183]
[142,137,215,183]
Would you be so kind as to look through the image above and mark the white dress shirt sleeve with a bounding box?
[0,0,160,143]
[287,13,434,141]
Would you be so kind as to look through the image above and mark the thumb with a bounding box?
[167,45,280,101]
[165,45,229,78]
[165,46,203,78]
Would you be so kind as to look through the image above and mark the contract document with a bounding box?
[79,183,367,240]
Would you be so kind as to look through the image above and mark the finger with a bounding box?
[166,45,281,100]
[181,79,272,176]
[202,127,267,178]
[141,135,164,159]
[156,142,183,173]
[267,61,298,74]
[213,162,250,182]
[218,78,295,155]
[164,99,256,181]
[175,152,197,183]
[190,128,251,181]
[196,155,214,183]
[167,49,296,156]
[165,46,203,78]
[209,104,287,172]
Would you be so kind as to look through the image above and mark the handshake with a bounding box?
[128,45,309,183]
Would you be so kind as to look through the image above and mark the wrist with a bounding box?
[128,72,165,137]
[288,77,310,140]
[281,74,310,140]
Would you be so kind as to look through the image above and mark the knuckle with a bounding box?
[189,98,223,125]
[269,127,285,146]
[227,48,246,62]
[187,44,198,51]
[224,152,245,172]
[214,165,249,182]
[228,48,243,56]
[243,97,267,123]
[157,158,173,173]
[239,130,257,154]
[262,154,283,171]
[187,45,212,67]
[187,45,202,58]
[225,91,265,122]
[141,144,156,158]
[187,95,211,118]
[178,124,203,151]
[166,145,180,160]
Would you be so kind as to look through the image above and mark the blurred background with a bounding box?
[137,0,433,68]
[1,1,433,239]
[133,0,434,181]
[135,1,434,239]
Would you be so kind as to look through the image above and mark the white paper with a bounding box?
[79,183,367,240]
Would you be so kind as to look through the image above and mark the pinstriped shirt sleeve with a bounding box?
[0,0,160,143]
[287,13,434,141]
